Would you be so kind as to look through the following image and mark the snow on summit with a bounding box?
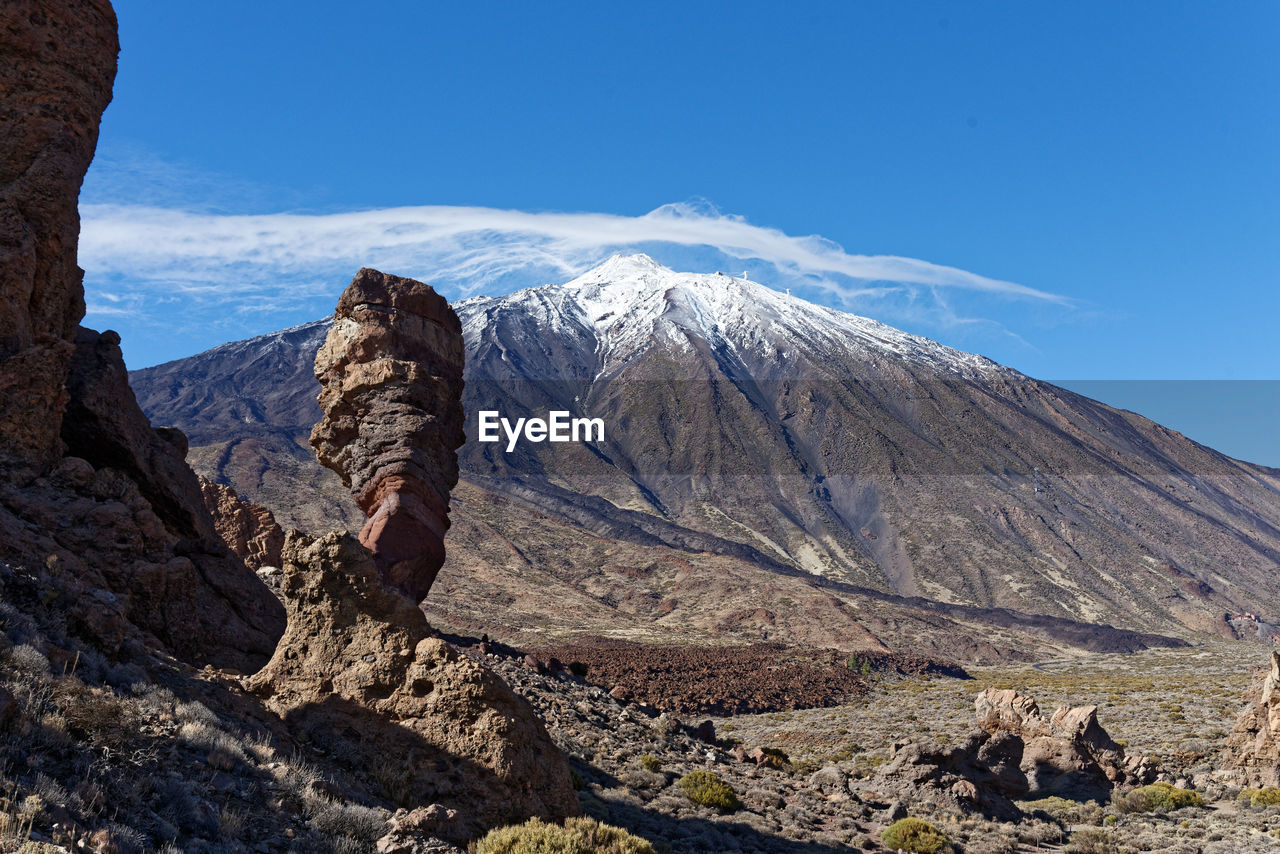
[458,254,1004,378]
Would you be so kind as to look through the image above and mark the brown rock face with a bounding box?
[0,1,118,482]
[247,532,579,841]
[310,268,465,602]
[199,476,285,570]
[0,1,284,672]
[1224,652,1280,786]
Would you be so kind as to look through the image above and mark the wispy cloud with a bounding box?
[81,198,1065,302]
[78,167,1068,366]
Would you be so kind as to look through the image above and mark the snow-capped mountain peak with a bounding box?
[458,254,1004,379]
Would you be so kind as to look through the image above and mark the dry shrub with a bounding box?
[471,816,656,854]
[881,817,949,853]
[1065,827,1120,854]
[677,770,740,812]
[1113,782,1203,814]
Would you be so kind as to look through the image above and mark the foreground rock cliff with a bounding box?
[0,0,284,672]
[311,268,466,602]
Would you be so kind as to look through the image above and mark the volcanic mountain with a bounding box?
[131,255,1280,659]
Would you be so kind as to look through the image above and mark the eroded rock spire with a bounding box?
[310,268,465,601]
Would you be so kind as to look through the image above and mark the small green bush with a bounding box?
[1115,781,1203,814]
[569,769,585,790]
[881,817,948,853]
[1238,786,1280,807]
[676,770,740,812]
[567,661,589,677]
[638,755,662,772]
[472,816,657,854]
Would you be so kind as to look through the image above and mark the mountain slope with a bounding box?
[131,255,1280,654]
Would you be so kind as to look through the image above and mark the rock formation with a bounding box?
[1224,651,1280,786]
[0,0,117,481]
[871,687,1149,817]
[310,268,465,602]
[247,532,579,841]
[199,475,286,571]
[0,0,284,672]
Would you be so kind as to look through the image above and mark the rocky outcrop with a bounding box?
[0,0,118,481]
[973,687,1142,796]
[1223,651,1280,786]
[199,476,286,570]
[247,532,579,842]
[310,268,465,602]
[871,687,1148,817]
[0,1,284,673]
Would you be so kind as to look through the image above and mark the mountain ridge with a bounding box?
[130,255,1280,657]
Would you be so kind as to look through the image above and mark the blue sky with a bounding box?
[82,2,1279,461]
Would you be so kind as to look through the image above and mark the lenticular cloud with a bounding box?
[77,199,1064,363]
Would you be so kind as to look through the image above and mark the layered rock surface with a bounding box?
[246,532,579,841]
[1224,651,1280,786]
[311,268,465,602]
[199,475,285,571]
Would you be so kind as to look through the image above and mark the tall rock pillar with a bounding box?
[310,267,466,601]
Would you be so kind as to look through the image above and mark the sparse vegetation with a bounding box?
[1237,786,1280,807]
[881,817,948,853]
[1065,827,1120,854]
[1113,781,1204,813]
[638,754,662,772]
[471,816,657,854]
[676,770,741,812]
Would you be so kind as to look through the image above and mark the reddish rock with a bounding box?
[310,268,465,602]
[199,476,286,570]
[523,654,546,673]
[0,0,118,482]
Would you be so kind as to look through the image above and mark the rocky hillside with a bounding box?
[129,256,1280,656]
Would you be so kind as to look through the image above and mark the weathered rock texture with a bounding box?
[0,1,284,672]
[199,475,285,571]
[1224,651,1280,786]
[0,0,118,481]
[247,532,579,841]
[871,687,1150,817]
[311,268,465,602]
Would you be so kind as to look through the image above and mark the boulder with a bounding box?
[247,532,579,841]
[870,687,1141,818]
[310,268,465,602]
